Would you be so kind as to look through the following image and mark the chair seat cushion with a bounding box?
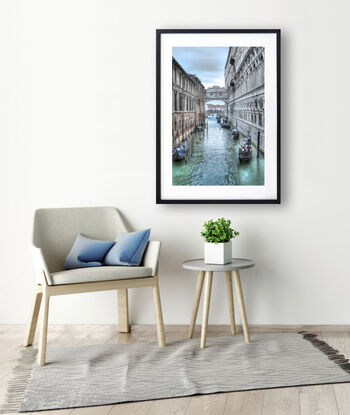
[51,266,153,285]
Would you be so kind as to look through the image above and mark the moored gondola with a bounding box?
[232,128,239,139]
[172,140,189,161]
[220,118,231,128]
[239,137,252,162]
[172,144,186,161]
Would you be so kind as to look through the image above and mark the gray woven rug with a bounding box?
[2,332,350,413]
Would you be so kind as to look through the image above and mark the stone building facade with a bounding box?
[225,47,265,152]
[172,58,206,147]
[206,103,226,114]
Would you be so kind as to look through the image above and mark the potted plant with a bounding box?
[201,218,239,264]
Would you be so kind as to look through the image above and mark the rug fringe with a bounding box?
[298,331,350,375]
[0,348,37,414]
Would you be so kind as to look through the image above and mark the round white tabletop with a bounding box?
[182,258,255,272]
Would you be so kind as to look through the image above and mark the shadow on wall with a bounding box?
[117,209,134,233]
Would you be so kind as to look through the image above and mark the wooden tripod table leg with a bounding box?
[188,271,205,338]
[153,281,166,347]
[232,270,250,343]
[200,271,213,348]
[224,271,236,335]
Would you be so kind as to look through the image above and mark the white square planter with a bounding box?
[204,241,232,264]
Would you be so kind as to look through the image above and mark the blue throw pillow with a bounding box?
[104,229,151,266]
[64,234,115,270]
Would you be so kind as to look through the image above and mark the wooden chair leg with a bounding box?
[188,271,205,338]
[117,288,130,333]
[200,271,213,349]
[152,280,166,347]
[224,271,236,336]
[38,292,50,366]
[24,285,42,346]
[232,270,250,343]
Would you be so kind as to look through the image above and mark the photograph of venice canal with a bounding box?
[172,47,265,186]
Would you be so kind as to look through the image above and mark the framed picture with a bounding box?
[156,29,280,204]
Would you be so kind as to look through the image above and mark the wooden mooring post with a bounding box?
[257,131,261,158]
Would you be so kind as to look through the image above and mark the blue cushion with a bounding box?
[64,234,115,270]
[104,229,151,266]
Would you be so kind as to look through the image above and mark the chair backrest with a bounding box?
[33,207,128,273]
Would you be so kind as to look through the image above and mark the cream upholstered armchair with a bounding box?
[24,207,166,366]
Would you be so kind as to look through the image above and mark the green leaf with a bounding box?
[201,217,239,243]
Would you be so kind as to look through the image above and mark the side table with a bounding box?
[182,258,255,348]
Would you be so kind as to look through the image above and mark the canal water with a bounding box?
[172,115,265,186]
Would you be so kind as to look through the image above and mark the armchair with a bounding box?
[24,207,166,366]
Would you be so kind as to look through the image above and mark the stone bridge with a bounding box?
[205,86,228,103]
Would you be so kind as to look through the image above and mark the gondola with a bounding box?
[172,141,189,161]
[221,122,231,129]
[232,128,239,139]
[239,137,252,162]
[172,144,185,161]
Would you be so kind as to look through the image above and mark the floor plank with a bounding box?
[224,390,264,415]
[185,393,228,415]
[333,383,350,415]
[71,405,113,415]
[147,397,191,415]
[108,400,152,415]
[300,385,339,415]
[262,387,300,415]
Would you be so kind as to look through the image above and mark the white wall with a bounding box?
[1,0,349,325]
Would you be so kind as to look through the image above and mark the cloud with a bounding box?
[173,47,229,87]
[202,80,224,89]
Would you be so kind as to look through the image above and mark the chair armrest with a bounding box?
[32,246,52,286]
[142,241,161,276]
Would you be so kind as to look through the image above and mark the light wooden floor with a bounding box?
[0,325,350,415]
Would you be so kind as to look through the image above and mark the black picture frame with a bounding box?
[156,29,281,204]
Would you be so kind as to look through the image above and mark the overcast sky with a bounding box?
[172,47,229,89]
